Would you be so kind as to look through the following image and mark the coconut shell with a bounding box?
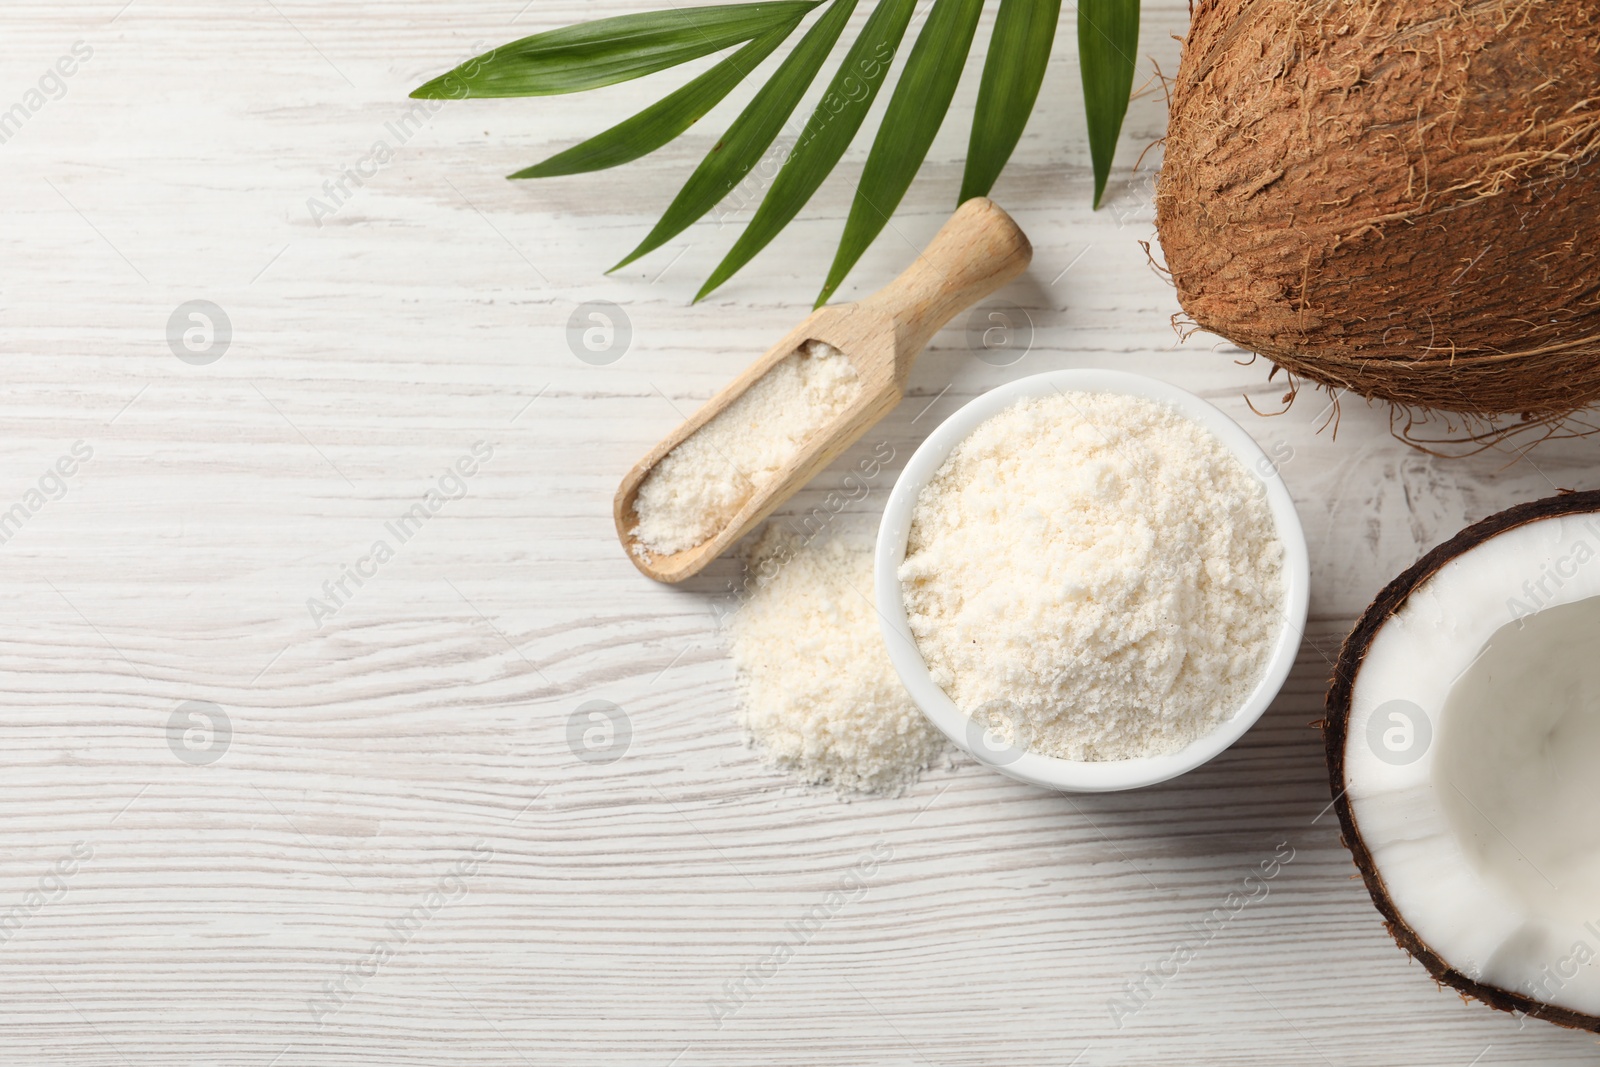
[1326,489,1600,1032]
[1156,0,1600,421]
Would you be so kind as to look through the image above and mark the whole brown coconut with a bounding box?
[1156,0,1600,423]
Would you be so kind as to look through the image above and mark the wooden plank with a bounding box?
[1,1,1597,1063]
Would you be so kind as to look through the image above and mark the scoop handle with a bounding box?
[857,197,1033,382]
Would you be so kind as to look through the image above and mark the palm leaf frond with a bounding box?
[414,0,1140,297]
[411,1,822,99]
[611,0,861,271]
[819,0,986,306]
[694,0,918,301]
[508,17,806,179]
[1078,0,1139,207]
[960,0,1062,203]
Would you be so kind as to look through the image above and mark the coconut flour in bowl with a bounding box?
[897,390,1286,762]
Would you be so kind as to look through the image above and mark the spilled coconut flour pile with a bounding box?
[725,527,947,795]
[631,341,859,557]
[899,391,1285,761]
[713,389,1283,795]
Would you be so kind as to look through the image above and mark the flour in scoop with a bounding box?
[728,527,946,795]
[898,392,1285,762]
[632,341,860,557]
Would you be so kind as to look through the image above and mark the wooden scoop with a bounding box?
[615,197,1033,583]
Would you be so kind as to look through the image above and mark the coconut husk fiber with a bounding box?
[1156,0,1600,430]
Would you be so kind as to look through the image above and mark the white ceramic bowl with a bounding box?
[875,369,1310,792]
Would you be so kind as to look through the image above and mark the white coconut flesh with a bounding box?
[1346,511,1600,1015]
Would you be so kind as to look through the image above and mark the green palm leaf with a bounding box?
[410,1,821,100]
[611,0,861,272]
[508,17,805,180]
[960,0,1062,203]
[418,0,1136,294]
[817,0,985,306]
[694,0,918,302]
[1078,0,1140,207]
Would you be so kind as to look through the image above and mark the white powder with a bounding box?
[633,341,860,557]
[898,392,1285,762]
[727,527,947,795]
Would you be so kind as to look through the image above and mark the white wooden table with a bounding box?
[4,1,1597,1063]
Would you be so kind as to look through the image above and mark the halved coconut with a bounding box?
[1328,490,1600,1031]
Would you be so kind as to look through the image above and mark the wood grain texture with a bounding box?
[3,1,1600,1064]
